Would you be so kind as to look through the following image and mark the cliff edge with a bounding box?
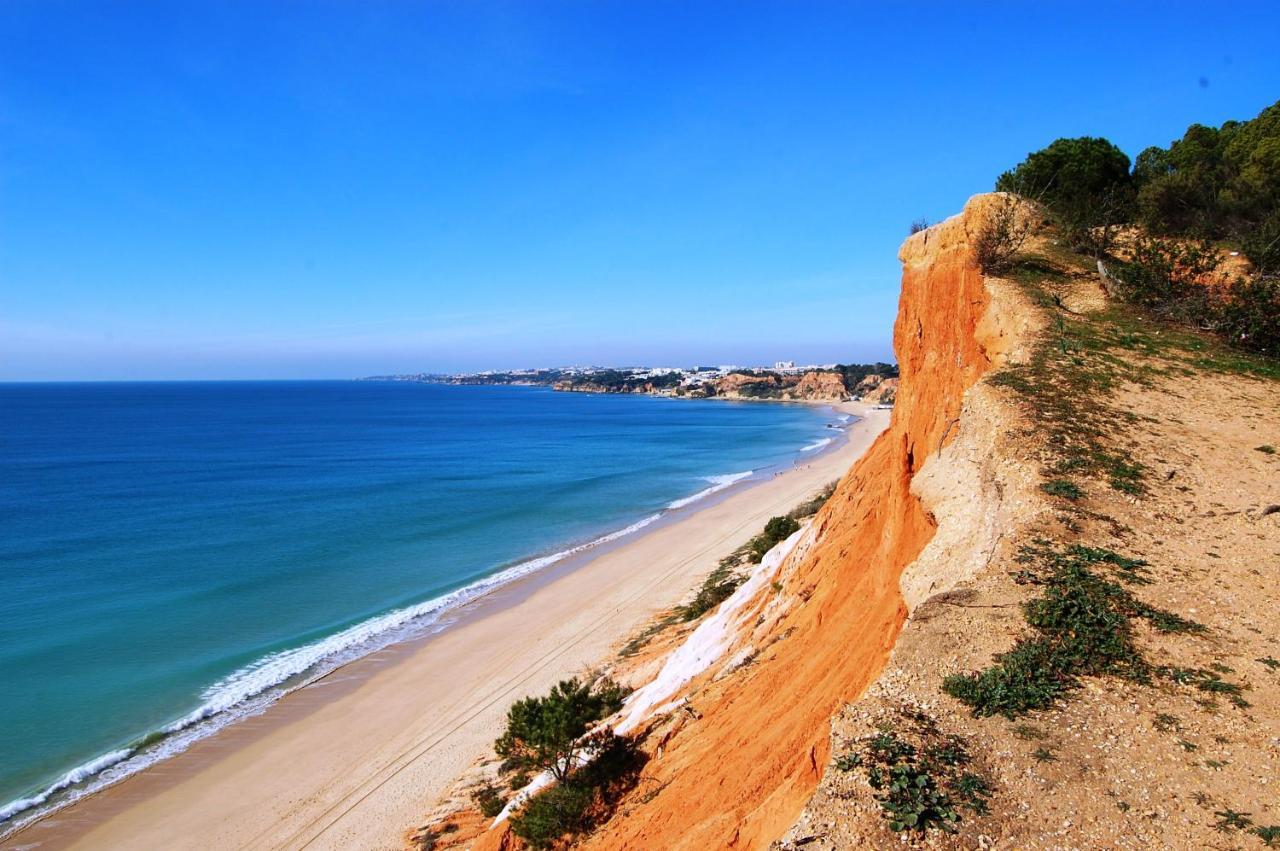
[451,190,1280,849]
[558,194,1033,850]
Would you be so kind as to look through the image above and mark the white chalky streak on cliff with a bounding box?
[491,526,807,828]
[613,526,805,735]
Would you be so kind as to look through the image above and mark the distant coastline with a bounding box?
[362,361,900,405]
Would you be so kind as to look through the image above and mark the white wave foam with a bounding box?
[169,508,663,733]
[801,437,833,452]
[0,511,665,833]
[0,748,132,822]
[666,471,753,510]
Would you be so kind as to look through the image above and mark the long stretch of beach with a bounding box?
[6,402,889,851]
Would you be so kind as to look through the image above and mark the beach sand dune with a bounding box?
[7,403,887,851]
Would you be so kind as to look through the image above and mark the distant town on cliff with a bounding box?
[363,362,900,403]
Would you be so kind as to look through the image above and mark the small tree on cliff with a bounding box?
[495,677,627,782]
[996,136,1133,253]
[973,193,1035,274]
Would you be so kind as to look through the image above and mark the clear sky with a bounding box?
[2,2,1277,380]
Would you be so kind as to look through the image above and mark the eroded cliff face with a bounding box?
[779,371,850,401]
[462,195,1031,851]
[711,371,850,401]
[859,376,898,405]
[712,372,784,396]
[570,195,1026,849]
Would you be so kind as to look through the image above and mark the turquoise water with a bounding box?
[0,381,838,825]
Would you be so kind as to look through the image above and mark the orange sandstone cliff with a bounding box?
[466,195,1033,850]
[779,370,850,401]
[588,195,1024,850]
[460,190,1280,850]
[710,370,850,401]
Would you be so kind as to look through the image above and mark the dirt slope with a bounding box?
[777,230,1280,849]
[455,195,1278,851]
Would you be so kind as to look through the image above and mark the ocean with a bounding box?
[0,380,841,828]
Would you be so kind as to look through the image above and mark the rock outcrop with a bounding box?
[709,372,782,397]
[711,370,851,401]
[780,371,850,401]
[860,376,898,405]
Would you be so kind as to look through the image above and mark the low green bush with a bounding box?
[836,713,992,834]
[510,781,595,848]
[1216,274,1280,356]
[943,543,1199,718]
[495,677,628,782]
[471,779,507,819]
[1111,236,1218,319]
[751,515,799,561]
[508,733,645,849]
[1040,479,1083,500]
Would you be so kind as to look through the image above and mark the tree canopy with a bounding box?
[990,99,1280,357]
[996,136,1133,232]
[495,677,628,782]
[1132,100,1280,271]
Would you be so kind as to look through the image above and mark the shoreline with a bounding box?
[0,395,844,837]
[3,401,888,851]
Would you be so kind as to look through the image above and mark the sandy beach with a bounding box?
[5,402,889,851]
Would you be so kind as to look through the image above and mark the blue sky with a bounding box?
[1,2,1277,380]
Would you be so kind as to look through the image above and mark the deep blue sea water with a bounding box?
[0,380,838,825]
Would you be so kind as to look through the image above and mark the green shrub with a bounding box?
[996,136,1133,251]
[495,677,628,782]
[1215,809,1254,833]
[943,544,1197,718]
[1157,668,1251,708]
[1108,237,1278,357]
[471,779,507,819]
[764,514,800,541]
[845,715,992,834]
[509,781,595,848]
[750,515,800,562]
[1241,210,1280,274]
[507,733,645,849]
[678,559,745,621]
[1254,825,1280,846]
[943,640,1065,718]
[1216,275,1280,356]
[1040,479,1082,500]
[1111,236,1219,321]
